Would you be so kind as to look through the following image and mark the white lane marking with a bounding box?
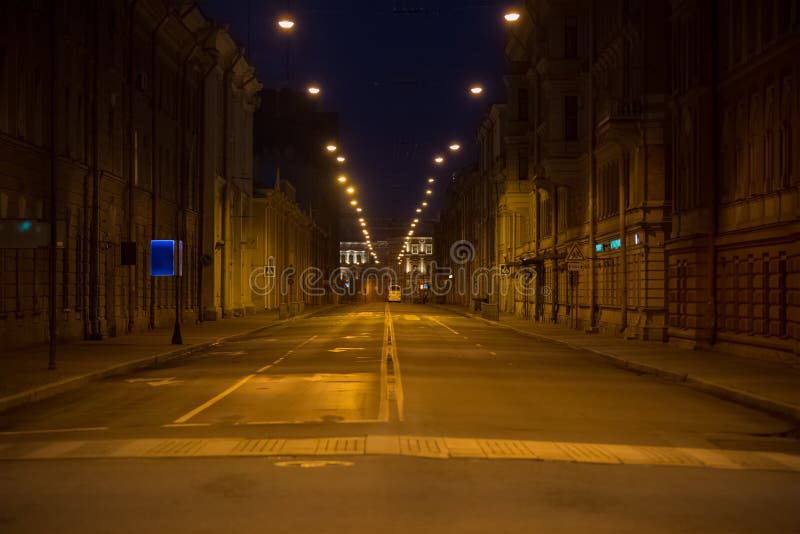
[173,374,257,424]
[427,315,460,335]
[162,423,212,428]
[174,335,318,424]
[0,426,108,436]
[126,377,181,387]
[489,351,497,356]
[328,347,366,353]
[259,335,317,372]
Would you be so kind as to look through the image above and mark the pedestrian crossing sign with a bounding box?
[265,265,276,277]
[499,264,511,276]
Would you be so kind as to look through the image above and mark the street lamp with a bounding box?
[336,156,346,163]
[434,155,445,165]
[426,189,433,195]
[356,207,363,213]
[449,143,461,152]
[413,218,419,223]
[469,84,484,96]
[337,175,348,184]
[422,201,428,207]
[503,11,521,23]
[350,200,358,206]
[307,84,321,96]
[416,208,422,213]
[346,186,355,195]
[326,144,338,153]
[277,17,296,30]
[427,178,435,184]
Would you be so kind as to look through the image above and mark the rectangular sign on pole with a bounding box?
[150,240,183,277]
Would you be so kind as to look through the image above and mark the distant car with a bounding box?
[388,284,402,302]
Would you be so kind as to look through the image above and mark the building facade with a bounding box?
[436,0,798,360]
[0,0,261,349]
[667,0,800,360]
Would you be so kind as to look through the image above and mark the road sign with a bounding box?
[499,264,511,276]
[264,265,276,277]
[150,240,183,277]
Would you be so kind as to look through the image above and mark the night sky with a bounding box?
[200,0,506,240]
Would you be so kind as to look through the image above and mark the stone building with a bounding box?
[436,0,799,360]
[667,0,800,360]
[0,0,261,349]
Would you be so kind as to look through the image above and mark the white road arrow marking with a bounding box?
[328,347,367,353]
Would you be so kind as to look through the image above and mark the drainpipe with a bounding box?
[708,0,720,345]
[588,0,598,332]
[221,50,243,318]
[88,0,102,340]
[48,2,58,367]
[127,0,140,333]
[149,10,171,330]
[197,56,217,322]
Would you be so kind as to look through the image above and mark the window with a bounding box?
[425,244,432,255]
[411,244,419,254]
[564,96,578,141]
[518,88,528,121]
[518,155,528,181]
[564,16,578,58]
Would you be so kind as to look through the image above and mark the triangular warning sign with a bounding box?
[566,244,585,262]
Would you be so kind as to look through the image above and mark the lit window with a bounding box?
[610,238,621,250]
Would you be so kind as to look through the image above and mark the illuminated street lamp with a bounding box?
[307,84,321,96]
[469,84,484,96]
[428,177,435,183]
[337,175,347,183]
[413,218,419,223]
[434,155,445,165]
[360,221,366,227]
[449,143,461,152]
[326,144,338,153]
[336,156,346,163]
[356,207,363,213]
[350,200,358,206]
[504,11,521,23]
[358,217,365,222]
[411,223,416,228]
[346,186,355,195]
[426,189,433,195]
[422,201,428,207]
[277,17,296,30]
[416,208,422,213]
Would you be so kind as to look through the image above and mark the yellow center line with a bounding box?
[173,334,318,424]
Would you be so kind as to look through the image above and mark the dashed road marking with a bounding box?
[426,315,460,335]
[174,335,317,423]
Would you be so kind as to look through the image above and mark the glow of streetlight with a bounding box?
[504,11,521,23]
[360,221,366,227]
[422,201,428,207]
[356,207,363,212]
[307,85,321,96]
[277,18,295,30]
[358,217,364,222]
[416,208,422,213]
[413,218,419,223]
[336,156,346,163]
[469,85,484,96]
[326,144,338,153]
[350,200,358,206]
[426,189,433,195]
[449,143,461,152]
[428,178,435,183]
[411,223,416,227]
[337,175,347,184]
[434,155,445,165]
[346,186,355,195]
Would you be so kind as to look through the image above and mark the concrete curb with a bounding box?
[435,305,800,424]
[0,305,336,414]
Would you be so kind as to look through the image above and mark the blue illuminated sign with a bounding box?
[150,240,182,277]
[595,243,604,252]
[610,238,621,250]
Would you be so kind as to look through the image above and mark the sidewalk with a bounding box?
[437,304,800,424]
[0,305,334,413]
